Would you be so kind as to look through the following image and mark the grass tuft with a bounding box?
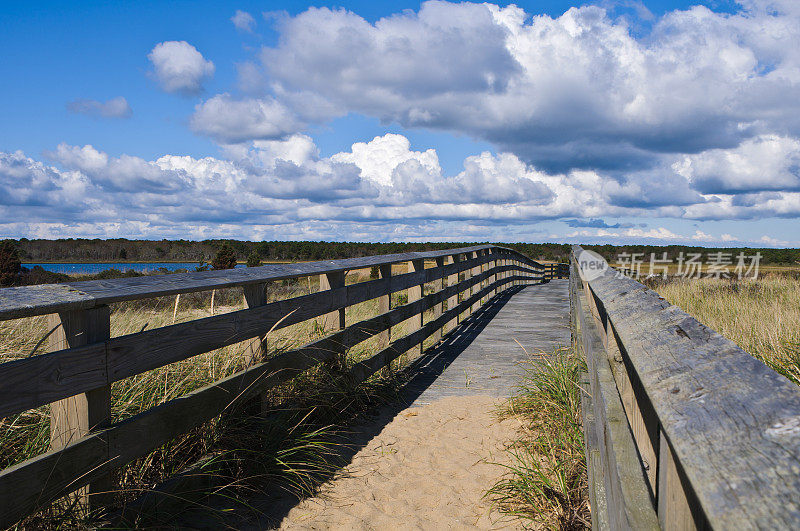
[487,345,589,530]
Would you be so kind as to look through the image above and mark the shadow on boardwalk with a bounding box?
[162,283,569,529]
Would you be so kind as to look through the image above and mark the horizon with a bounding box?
[2,0,799,248]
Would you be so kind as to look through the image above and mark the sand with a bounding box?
[278,395,524,530]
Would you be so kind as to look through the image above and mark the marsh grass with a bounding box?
[0,269,445,528]
[488,345,589,530]
[644,274,800,385]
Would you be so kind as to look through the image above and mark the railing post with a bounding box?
[319,271,346,369]
[48,306,113,510]
[432,257,445,344]
[407,258,424,356]
[470,250,482,314]
[497,252,504,290]
[658,430,699,529]
[445,254,460,334]
[242,282,269,366]
[490,249,498,297]
[378,264,392,348]
[243,282,269,413]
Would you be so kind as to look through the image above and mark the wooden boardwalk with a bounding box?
[401,280,571,406]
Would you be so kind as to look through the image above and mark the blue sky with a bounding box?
[1,0,798,246]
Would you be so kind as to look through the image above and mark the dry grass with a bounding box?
[644,273,800,385]
[0,268,456,528]
[487,346,589,530]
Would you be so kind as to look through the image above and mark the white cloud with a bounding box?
[66,97,132,119]
[148,41,215,95]
[4,131,800,244]
[47,143,187,193]
[676,135,800,194]
[331,134,440,187]
[231,10,256,33]
[237,1,800,174]
[190,94,302,143]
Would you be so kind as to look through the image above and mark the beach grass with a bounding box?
[488,345,589,530]
[643,273,800,385]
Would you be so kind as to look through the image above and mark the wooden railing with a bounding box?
[0,245,558,527]
[571,245,800,529]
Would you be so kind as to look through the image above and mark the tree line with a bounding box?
[1,238,798,287]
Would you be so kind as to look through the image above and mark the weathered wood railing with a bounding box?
[0,245,554,527]
[572,245,800,529]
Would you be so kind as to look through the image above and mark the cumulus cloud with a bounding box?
[148,41,215,95]
[676,135,800,194]
[234,1,800,174]
[331,134,440,187]
[46,143,187,193]
[231,10,256,33]
[66,97,132,119]
[5,131,800,243]
[190,94,302,143]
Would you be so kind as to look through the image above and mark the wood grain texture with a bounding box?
[0,257,517,420]
[445,255,460,334]
[0,245,544,320]
[242,283,268,366]
[573,244,800,528]
[47,305,113,509]
[377,264,392,348]
[405,259,424,357]
[572,267,660,530]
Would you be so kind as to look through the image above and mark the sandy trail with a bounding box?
[279,395,523,530]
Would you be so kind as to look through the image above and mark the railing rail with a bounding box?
[0,245,560,527]
[571,245,800,529]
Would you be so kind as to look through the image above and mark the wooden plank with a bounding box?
[378,264,391,348]
[431,257,445,344]
[605,323,658,495]
[242,282,269,366]
[0,245,512,320]
[348,273,507,385]
[658,429,701,530]
[0,336,341,529]
[573,245,800,528]
[0,257,516,420]
[318,271,346,371]
[444,254,459,334]
[573,276,660,530]
[580,371,610,531]
[47,305,113,509]
[406,259,424,357]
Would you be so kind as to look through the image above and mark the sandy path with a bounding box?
[279,395,523,530]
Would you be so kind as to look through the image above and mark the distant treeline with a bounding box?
[8,238,800,266]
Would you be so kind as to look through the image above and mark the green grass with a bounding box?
[487,345,589,530]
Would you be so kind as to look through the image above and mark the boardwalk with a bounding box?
[174,279,572,529]
[403,279,571,406]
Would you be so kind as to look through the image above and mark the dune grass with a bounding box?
[488,345,589,530]
[644,273,800,385]
[0,269,451,528]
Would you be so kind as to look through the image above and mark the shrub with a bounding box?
[212,245,238,270]
[246,251,262,268]
[0,240,21,286]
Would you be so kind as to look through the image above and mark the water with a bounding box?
[22,262,246,275]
